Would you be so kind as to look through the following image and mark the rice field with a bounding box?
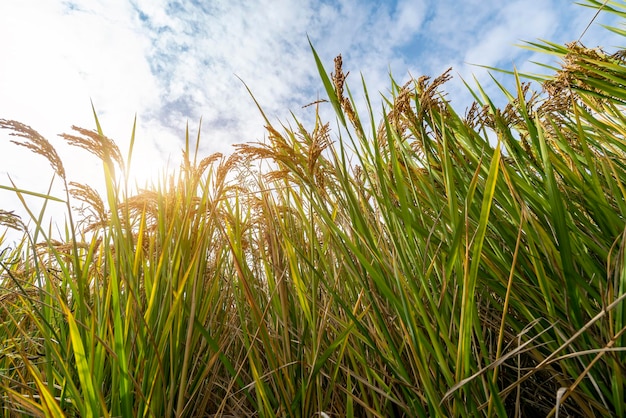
[2,1,626,416]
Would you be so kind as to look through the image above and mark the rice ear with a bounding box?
[60,126,124,173]
[0,209,25,232]
[0,119,66,179]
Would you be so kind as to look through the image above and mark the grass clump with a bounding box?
[2,2,626,416]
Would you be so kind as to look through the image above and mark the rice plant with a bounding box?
[1,1,626,416]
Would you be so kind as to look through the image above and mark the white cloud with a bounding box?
[464,1,556,68]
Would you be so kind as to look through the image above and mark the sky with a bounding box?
[0,0,624,243]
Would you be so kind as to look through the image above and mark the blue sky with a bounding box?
[0,0,623,240]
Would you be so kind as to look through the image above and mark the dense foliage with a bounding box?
[2,2,626,416]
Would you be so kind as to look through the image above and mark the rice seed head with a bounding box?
[235,127,293,166]
[0,119,66,179]
[196,152,223,177]
[215,153,241,190]
[464,102,484,130]
[120,190,160,229]
[377,79,417,146]
[0,209,25,232]
[416,68,452,116]
[263,169,291,183]
[307,121,331,173]
[69,181,108,232]
[543,42,625,110]
[60,126,124,171]
[332,54,347,99]
[331,55,359,126]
